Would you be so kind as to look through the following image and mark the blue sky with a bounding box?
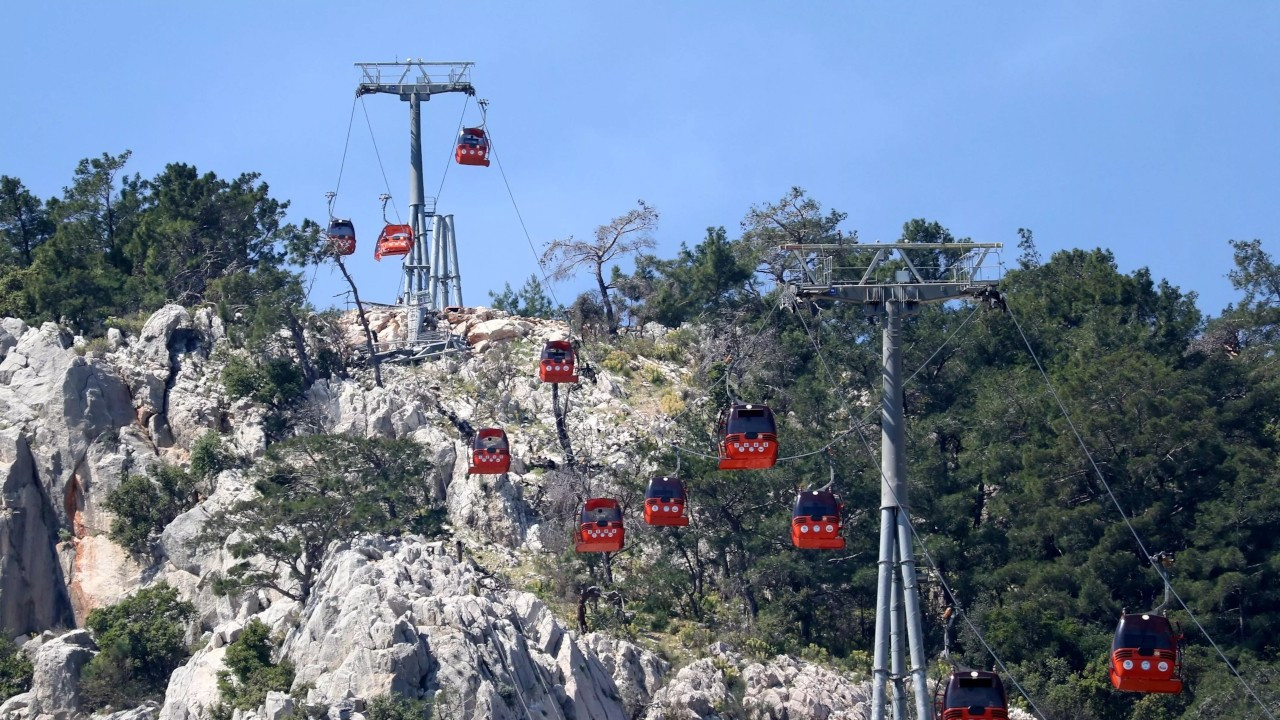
[2,2,1276,318]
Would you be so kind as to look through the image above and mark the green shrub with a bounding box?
[103,464,200,554]
[80,583,195,712]
[258,357,305,405]
[221,356,260,400]
[221,356,304,407]
[642,365,666,385]
[602,350,632,374]
[190,430,234,479]
[75,336,115,356]
[107,310,152,338]
[658,393,686,416]
[367,692,433,720]
[0,635,32,701]
[217,618,295,711]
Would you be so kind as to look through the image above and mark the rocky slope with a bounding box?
[0,304,951,720]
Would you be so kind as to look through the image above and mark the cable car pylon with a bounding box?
[355,60,474,355]
[784,240,1002,720]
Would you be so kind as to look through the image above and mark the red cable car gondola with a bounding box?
[717,403,778,470]
[791,489,844,550]
[455,127,491,167]
[643,476,689,527]
[374,224,414,261]
[468,428,511,475]
[575,498,624,553]
[327,219,356,256]
[934,669,1009,720]
[538,340,579,384]
[1109,613,1183,694]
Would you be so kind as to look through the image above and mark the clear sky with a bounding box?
[2,2,1276,319]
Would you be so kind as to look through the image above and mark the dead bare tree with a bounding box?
[541,200,658,335]
[333,254,383,388]
[285,218,382,388]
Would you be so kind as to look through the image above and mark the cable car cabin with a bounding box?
[934,670,1009,720]
[791,490,844,550]
[327,219,356,256]
[374,224,414,261]
[575,498,624,553]
[455,127,491,167]
[538,340,578,384]
[644,476,689,527]
[1109,613,1183,694]
[468,428,511,475]
[717,404,779,470]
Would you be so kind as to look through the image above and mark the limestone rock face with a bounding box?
[0,318,26,360]
[26,628,97,720]
[0,427,73,636]
[279,535,667,720]
[740,655,870,719]
[158,644,227,720]
[0,305,893,720]
[95,700,161,720]
[0,319,140,629]
[644,659,732,720]
[112,303,223,450]
[645,649,876,720]
[466,317,533,347]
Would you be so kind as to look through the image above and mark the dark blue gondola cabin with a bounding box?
[455,127,491,167]
[791,489,844,550]
[538,340,578,384]
[1109,613,1182,694]
[469,428,510,475]
[718,403,778,470]
[327,219,356,256]
[643,476,689,527]
[575,498,624,553]
[934,670,1009,720]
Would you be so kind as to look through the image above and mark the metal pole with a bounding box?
[438,216,451,307]
[408,92,430,308]
[431,214,445,308]
[871,507,895,720]
[447,214,463,306]
[874,298,933,720]
[899,505,932,719]
[891,540,908,720]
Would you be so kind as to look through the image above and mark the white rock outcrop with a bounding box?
[270,535,668,720]
[26,628,97,719]
[0,304,891,720]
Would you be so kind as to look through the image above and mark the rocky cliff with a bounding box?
[0,304,934,720]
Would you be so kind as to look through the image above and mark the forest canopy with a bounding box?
[4,157,1278,720]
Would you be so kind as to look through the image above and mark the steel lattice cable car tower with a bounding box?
[784,241,1002,720]
[356,60,474,347]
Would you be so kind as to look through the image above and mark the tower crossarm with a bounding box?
[355,61,476,99]
[781,241,1003,305]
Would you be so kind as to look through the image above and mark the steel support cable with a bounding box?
[360,96,401,223]
[490,129,600,475]
[725,300,781,403]
[333,96,359,200]
[468,598,541,720]
[488,128,612,389]
[665,302,785,460]
[1004,303,1277,720]
[463,565,565,720]
[311,97,361,304]
[777,304,985,462]
[490,143,564,313]
[795,304,1049,720]
[434,94,472,205]
[666,303,987,464]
